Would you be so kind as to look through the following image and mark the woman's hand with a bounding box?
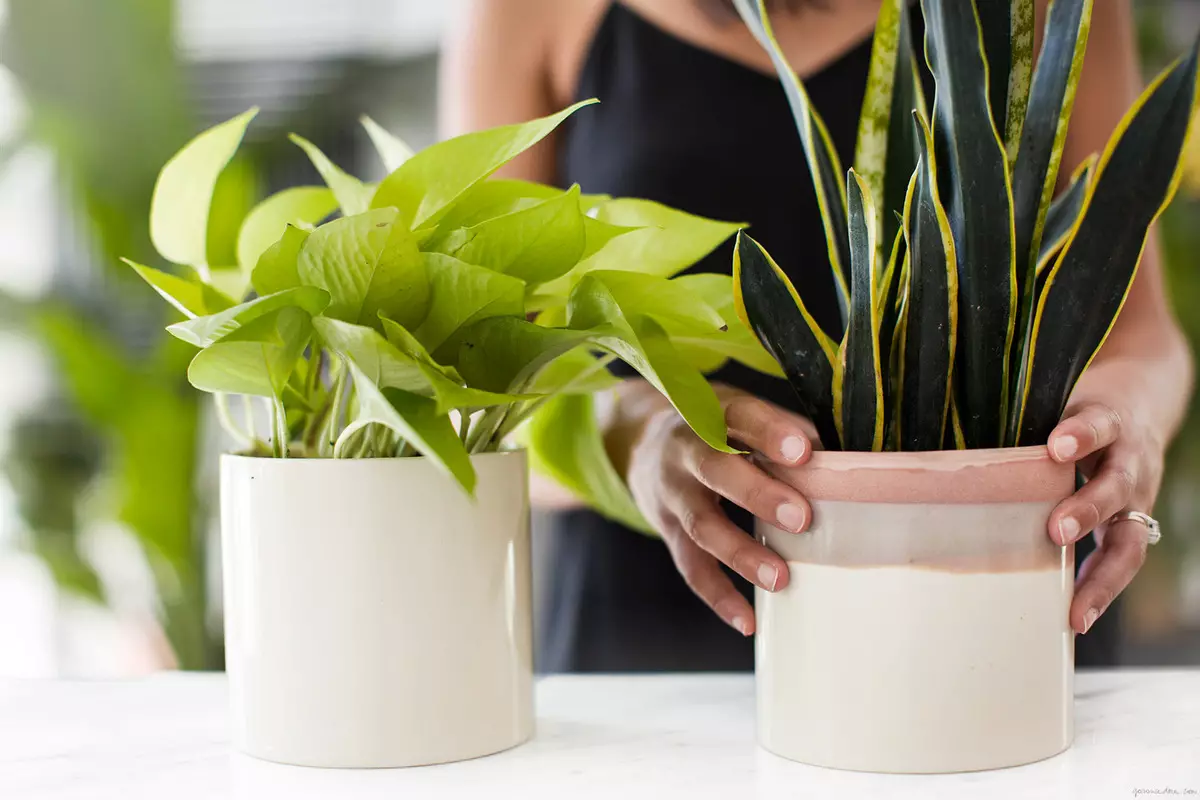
[625,386,815,636]
[1046,401,1165,635]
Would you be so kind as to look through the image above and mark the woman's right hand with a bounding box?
[623,386,816,636]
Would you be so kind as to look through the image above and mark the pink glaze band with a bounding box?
[765,446,1075,505]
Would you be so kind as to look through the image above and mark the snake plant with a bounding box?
[733,0,1200,451]
[128,102,781,504]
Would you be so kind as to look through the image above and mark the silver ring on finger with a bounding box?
[1109,510,1162,545]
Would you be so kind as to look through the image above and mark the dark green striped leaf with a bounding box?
[733,232,840,449]
[923,0,1018,448]
[838,171,885,452]
[1006,0,1092,444]
[976,1,1035,165]
[855,0,925,271]
[1017,43,1200,445]
[898,113,957,452]
[875,227,906,394]
[1036,154,1096,278]
[733,0,850,332]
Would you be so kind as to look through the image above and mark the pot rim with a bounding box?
[220,448,526,466]
[767,444,1074,504]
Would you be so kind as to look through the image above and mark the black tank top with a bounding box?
[540,1,1116,672]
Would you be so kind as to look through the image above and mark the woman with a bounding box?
[441,0,1193,671]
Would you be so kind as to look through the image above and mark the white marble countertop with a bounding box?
[0,671,1197,799]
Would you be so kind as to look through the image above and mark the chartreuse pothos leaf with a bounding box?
[167,286,330,348]
[899,113,958,451]
[733,232,840,449]
[150,108,258,270]
[251,224,310,296]
[340,361,476,493]
[526,392,652,534]
[1036,154,1097,278]
[855,0,924,270]
[360,115,415,172]
[372,99,597,230]
[314,317,520,413]
[379,315,463,383]
[289,134,375,216]
[186,305,312,399]
[123,259,235,319]
[297,208,429,330]
[837,171,885,452]
[923,0,1017,448]
[568,275,736,454]
[733,0,851,327]
[436,184,587,285]
[413,253,525,354]
[454,316,596,394]
[1017,43,1200,445]
[422,179,563,248]
[589,270,725,335]
[236,186,338,274]
[668,273,784,377]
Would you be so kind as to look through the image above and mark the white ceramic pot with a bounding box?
[220,450,533,768]
[757,446,1075,773]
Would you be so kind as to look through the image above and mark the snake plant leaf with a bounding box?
[251,224,310,296]
[413,253,525,355]
[1017,42,1200,445]
[1036,154,1097,278]
[150,108,258,270]
[315,317,521,414]
[875,228,906,377]
[340,362,476,493]
[899,113,958,451]
[733,232,840,449]
[236,186,338,275]
[855,0,925,270]
[923,0,1018,448]
[975,0,1035,166]
[360,115,415,172]
[1008,0,1093,437]
[372,99,597,230]
[668,273,784,377]
[123,259,235,319]
[569,275,736,454]
[525,392,652,534]
[167,286,330,348]
[733,0,851,326]
[838,171,885,452]
[296,207,429,331]
[435,184,587,285]
[289,134,375,216]
[186,305,312,399]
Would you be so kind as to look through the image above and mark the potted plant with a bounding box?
[732,0,1199,774]
[127,100,780,767]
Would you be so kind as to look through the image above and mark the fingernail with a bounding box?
[1058,516,1080,545]
[757,562,779,591]
[1053,435,1079,461]
[731,615,751,636]
[781,435,807,463]
[776,503,807,533]
[1082,607,1099,634]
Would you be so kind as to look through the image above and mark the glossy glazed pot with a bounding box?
[220,451,533,768]
[756,446,1075,773]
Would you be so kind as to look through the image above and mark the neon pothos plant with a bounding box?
[732,0,1200,451]
[127,101,780,505]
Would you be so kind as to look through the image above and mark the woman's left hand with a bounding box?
[1046,401,1165,635]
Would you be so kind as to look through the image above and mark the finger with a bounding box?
[1070,520,1149,634]
[684,440,812,533]
[723,394,813,466]
[1049,403,1123,464]
[1048,447,1138,545]
[668,489,790,593]
[661,523,756,635]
